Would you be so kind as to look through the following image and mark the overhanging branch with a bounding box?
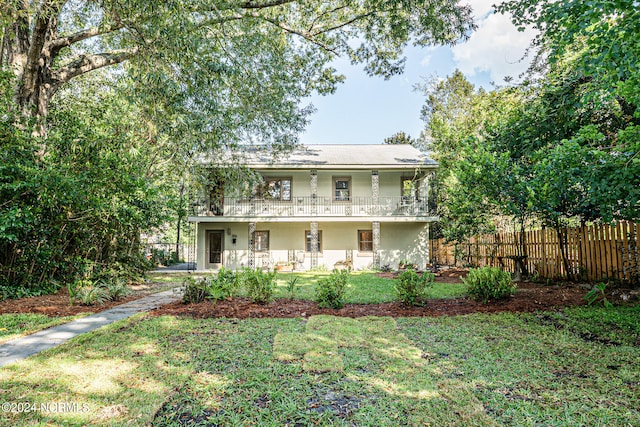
[48,24,125,55]
[248,13,339,54]
[240,0,293,9]
[52,48,139,86]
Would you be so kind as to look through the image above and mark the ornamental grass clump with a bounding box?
[394,268,434,306]
[463,266,515,303]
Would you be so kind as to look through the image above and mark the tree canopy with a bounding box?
[2,0,475,139]
[421,0,639,276]
[1,0,476,296]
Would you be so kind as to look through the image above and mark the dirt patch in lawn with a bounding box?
[151,281,588,319]
[0,282,172,316]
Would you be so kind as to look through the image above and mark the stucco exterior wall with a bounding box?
[197,221,430,271]
[380,222,430,268]
[197,222,250,270]
[255,170,420,199]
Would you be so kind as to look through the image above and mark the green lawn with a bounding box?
[0,313,86,344]
[1,306,638,426]
[149,270,467,303]
[276,271,467,303]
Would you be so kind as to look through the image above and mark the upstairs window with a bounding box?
[401,178,419,200]
[258,177,292,201]
[333,177,351,201]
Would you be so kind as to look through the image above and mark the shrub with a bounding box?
[464,267,515,303]
[584,282,613,308]
[0,282,59,301]
[72,281,109,306]
[394,269,434,306]
[285,275,299,299]
[398,259,418,270]
[379,264,393,273]
[242,268,277,304]
[315,269,350,309]
[103,278,132,301]
[182,269,241,304]
[209,267,239,301]
[182,277,210,304]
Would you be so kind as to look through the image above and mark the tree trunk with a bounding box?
[175,182,186,262]
[5,1,63,145]
[555,225,574,281]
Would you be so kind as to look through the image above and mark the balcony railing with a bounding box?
[192,196,432,217]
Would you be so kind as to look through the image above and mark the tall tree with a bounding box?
[2,0,475,139]
[384,131,414,145]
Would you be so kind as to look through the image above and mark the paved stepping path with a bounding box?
[0,288,182,368]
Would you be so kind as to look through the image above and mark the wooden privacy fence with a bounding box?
[430,221,640,283]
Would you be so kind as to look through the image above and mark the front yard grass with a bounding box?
[1,306,638,426]
[0,313,86,344]
[274,271,467,303]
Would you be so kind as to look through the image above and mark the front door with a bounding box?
[208,230,224,266]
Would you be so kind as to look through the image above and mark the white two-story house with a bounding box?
[189,144,438,271]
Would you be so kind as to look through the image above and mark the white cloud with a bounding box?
[453,3,537,83]
[419,46,437,67]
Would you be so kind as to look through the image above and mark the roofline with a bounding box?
[247,163,438,170]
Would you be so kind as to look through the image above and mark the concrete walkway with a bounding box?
[0,288,182,368]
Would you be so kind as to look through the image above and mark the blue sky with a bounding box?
[299,0,536,145]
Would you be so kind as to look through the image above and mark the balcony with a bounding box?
[191,196,432,218]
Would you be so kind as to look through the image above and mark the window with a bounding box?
[358,230,373,252]
[259,177,292,201]
[305,230,323,252]
[333,177,351,201]
[401,177,418,200]
[254,231,270,252]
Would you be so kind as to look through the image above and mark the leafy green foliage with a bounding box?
[0,283,59,301]
[285,275,299,299]
[182,268,240,304]
[182,277,210,304]
[0,71,163,297]
[68,274,133,306]
[70,282,110,306]
[463,267,515,303]
[209,267,240,301]
[421,1,640,254]
[104,279,133,302]
[384,131,415,145]
[242,268,277,304]
[398,259,418,270]
[315,269,350,309]
[394,269,435,306]
[584,283,613,308]
[2,0,477,299]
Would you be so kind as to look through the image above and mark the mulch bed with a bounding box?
[0,284,161,317]
[1,270,592,319]
[150,281,588,319]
